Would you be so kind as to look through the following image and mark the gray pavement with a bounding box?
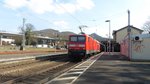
[74,52,150,84]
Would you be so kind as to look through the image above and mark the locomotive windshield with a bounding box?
[70,36,85,42]
[70,36,77,42]
[78,36,85,42]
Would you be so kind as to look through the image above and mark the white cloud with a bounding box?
[53,20,69,29]
[27,0,54,14]
[3,0,95,14]
[54,3,77,14]
[4,0,27,9]
[76,0,95,10]
[54,0,95,14]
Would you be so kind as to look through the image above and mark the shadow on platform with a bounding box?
[74,52,150,84]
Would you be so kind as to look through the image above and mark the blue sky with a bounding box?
[0,0,150,37]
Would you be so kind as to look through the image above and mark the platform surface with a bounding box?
[74,52,150,84]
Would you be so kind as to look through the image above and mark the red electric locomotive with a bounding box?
[68,34,100,61]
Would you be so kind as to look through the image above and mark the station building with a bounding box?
[112,25,143,52]
[113,25,143,43]
[112,25,150,61]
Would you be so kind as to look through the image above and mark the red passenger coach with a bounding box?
[68,34,100,61]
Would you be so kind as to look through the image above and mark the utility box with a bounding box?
[131,34,150,61]
[120,34,150,61]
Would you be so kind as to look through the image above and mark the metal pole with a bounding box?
[112,44,114,52]
[21,18,26,50]
[107,40,108,52]
[105,20,111,55]
[109,21,111,54]
[23,18,25,47]
[127,10,131,60]
[55,33,57,53]
[0,26,1,46]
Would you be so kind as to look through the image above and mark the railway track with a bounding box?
[12,62,79,84]
[0,54,81,84]
[0,59,39,69]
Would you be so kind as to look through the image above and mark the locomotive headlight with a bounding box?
[69,44,76,47]
[78,44,85,47]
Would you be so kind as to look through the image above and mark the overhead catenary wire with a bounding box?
[0,1,127,33]
[0,1,84,31]
[54,1,83,25]
[0,1,60,29]
[6,0,84,27]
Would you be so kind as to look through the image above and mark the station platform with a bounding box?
[73,52,150,84]
[0,52,67,62]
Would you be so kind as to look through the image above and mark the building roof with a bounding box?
[113,25,143,35]
[0,32,22,36]
[0,32,56,40]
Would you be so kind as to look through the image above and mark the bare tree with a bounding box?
[143,20,150,34]
[19,23,35,45]
[26,23,35,45]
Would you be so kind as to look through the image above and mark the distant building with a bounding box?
[0,32,20,46]
[0,32,59,48]
[34,35,56,48]
[113,25,143,43]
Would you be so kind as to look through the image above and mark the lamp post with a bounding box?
[127,10,131,60]
[105,20,111,55]
[105,34,109,52]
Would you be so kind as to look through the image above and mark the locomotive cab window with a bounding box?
[70,36,85,42]
[70,36,77,42]
[78,36,85,42]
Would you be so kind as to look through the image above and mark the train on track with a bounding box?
[68,33,101,61]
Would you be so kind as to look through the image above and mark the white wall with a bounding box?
[131,34,150,61]
[1,38,14,43]
[120,34,150,61]
[0,38,14,45]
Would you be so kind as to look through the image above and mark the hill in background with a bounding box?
[33,29,107,41]
[90,33,107,41]
[33,29,76,40]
